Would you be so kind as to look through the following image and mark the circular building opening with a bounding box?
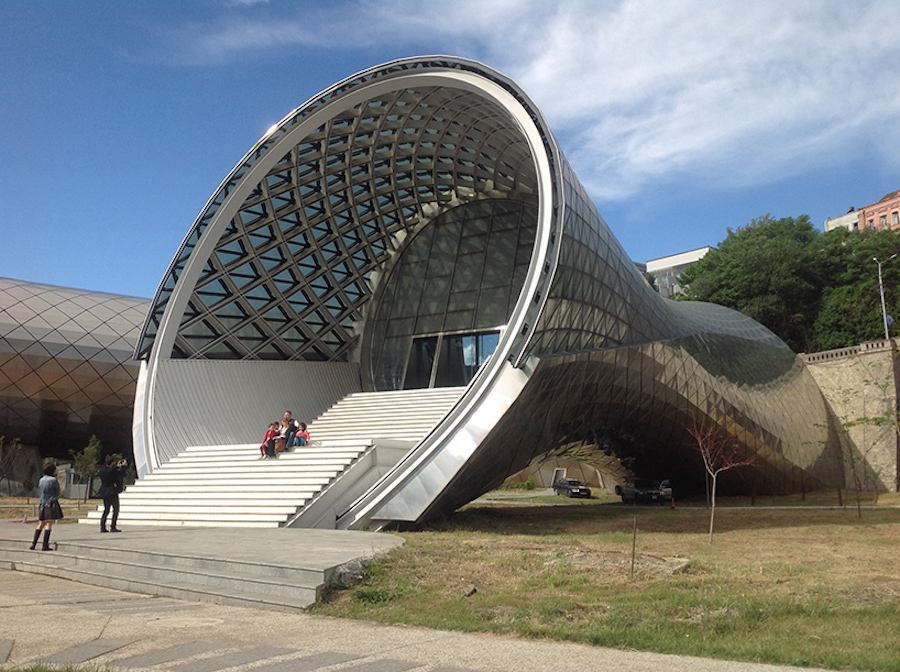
[367,197,538,390]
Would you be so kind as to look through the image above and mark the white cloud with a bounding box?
[165,0,900,201]
[486,1,900,199]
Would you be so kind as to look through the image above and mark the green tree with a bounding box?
[678,216,900,352]
[809,228,900,351]
[71,434,102,503]
[678,214,821,351]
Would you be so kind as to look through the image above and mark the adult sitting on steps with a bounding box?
[282,410,300,451]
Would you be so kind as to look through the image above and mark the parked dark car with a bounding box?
[615,477,672,504]
[553,478,592,498]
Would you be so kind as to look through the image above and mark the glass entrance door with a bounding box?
[404,336,438,389]
[403,330,500,389]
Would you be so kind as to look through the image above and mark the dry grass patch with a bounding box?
[0,497,93,523]
[315,498,900,671]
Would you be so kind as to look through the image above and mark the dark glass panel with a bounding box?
[403,336,437,389]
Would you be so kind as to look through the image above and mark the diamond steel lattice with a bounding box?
[0,277,148,459]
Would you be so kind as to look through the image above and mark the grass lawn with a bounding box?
[312,493,900,671]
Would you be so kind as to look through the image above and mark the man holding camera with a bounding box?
[98,455,127,533]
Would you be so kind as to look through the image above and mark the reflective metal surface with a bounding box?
[0,277,147,459]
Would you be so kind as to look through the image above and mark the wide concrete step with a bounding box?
[160,451,363,463]
[333,388,464,400]
[121,487,317,497]
[175,450,363,460]
[310,428,440,438]
[142,472,330,492]
[144,465,345,476]
[0,554,316,608]
[82,519,282,528]
[312,417,451,427]
[85,504,299,515]
[125,478,335,489]
[87,510,291,523]
[110,497,303,508]
[294,435,428,444]
[0,529,345,610]
[182,442,367,453]
[175,446,364,455]
[312,409,452,420]
[313,404,456,414]
[154,457,353,474]
[157,453,358,472]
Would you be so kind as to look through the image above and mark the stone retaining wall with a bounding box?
[803,339,899,491]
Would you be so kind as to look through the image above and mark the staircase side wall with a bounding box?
[804,340,899,492]
[150,360,361,467]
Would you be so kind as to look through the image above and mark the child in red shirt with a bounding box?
[260,422,278,458]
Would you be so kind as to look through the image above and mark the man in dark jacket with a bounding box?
[282,411,300,450]
[97,455,126,533]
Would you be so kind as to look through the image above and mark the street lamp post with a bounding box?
[873,254,897,341]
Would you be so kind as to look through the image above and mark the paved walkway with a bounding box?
[0,528,831,672]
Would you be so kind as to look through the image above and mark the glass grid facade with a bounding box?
[139,83,538,364]
[0,277,148,459]
[370,198,536,389]
[136,57,553,362]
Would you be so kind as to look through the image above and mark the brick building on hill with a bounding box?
[825,189,900,232]
[859,189,900,231]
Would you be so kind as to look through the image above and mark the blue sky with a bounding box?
[2,0,900,299]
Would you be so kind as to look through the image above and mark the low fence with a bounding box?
[0,502,39,518]
[801,339,894,364]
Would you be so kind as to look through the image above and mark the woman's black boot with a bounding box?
[30,528,41,550]
[41,529,54,551]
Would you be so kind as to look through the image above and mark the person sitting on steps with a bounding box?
[260,422,278,459]
[282,410,300,451]
[295,422,310,446]
[274,417,291,455]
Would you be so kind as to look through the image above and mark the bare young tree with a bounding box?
[0,436,23,497]
[688,418,757,544]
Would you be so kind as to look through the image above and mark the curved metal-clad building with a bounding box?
[0,277,148,459]
[134,56,844,529]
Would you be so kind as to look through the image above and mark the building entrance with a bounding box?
[403,330,500,389]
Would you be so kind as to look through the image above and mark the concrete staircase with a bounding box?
[0,524,402,611]
[81,387,465,529]
[310,387,466,444]
[0,536,320,610]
